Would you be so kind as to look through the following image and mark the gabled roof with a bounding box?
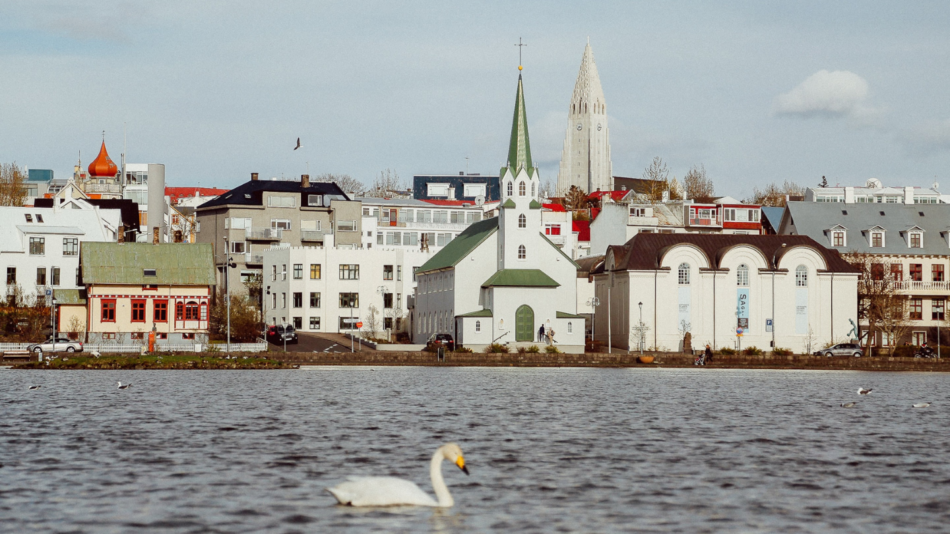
[165,187,228,204]
[81,242,216,285]
[543,203,566,212]
[458,309,493,317]
[481,269,559,288]
[197,179,349,210]
[760,207,785,230]
[416,217,498,274]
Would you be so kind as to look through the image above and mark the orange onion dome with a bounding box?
[88,140,118,177]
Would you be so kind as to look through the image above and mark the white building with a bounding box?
[357,198,488,251]
[557,41,613,195]
[805,178,942,204]
[262,244,437,334]
[413,71,585,353]
[1,200,120,303]
[594,234,859,354]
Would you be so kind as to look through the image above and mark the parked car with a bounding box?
[28,337,83,354]
[267,324,298,344]
[427,333,455,352]
[815,343,862,358]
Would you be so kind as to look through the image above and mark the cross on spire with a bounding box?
[514,37,527,67]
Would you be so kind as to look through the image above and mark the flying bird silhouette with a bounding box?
[294,137,301,150]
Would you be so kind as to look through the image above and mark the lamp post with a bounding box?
[586,296,600,348]
[638,301,643,354]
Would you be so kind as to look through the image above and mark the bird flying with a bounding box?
[294,137,301,150]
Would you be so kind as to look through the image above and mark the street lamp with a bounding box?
[638,301,643,354]
[586,296,600,348]
[223,236,235,354]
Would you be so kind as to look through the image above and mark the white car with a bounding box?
[28,337,84,354]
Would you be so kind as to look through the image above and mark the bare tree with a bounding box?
[365,305,381,339]
[540,178,557,199]
[641,157,670,202]
[314,173,366,196]
[748,180,805,207]
[0,162,27,207]
[844,251,907,356]
[365,169,403,198]
[683,164,715,203]
[666,176,683,200]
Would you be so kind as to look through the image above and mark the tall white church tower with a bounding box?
[557,41,613,195]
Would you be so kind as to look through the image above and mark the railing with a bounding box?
[893,280,950,292]
[245,227,282,240]
[688,217,721,227]
[545,234,566,245]
[83,183,123,195]
[245,254,264,264]
[300,230,326,241]
[0,343,31,351]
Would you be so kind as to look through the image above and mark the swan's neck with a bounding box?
[429,449,453,507]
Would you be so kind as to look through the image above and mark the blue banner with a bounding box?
[737,288,749,329]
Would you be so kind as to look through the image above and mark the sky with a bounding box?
[4,1,950,199]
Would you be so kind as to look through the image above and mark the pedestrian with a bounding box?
[538,324,545,343]
[547,327,556,345]
[704,344,714,364]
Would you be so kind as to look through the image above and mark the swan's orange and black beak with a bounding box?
[456,456,469,475]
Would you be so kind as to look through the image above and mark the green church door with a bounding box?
[515,305,534,342]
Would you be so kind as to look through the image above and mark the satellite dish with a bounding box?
[475,195,485,206]
[866,178,882,189]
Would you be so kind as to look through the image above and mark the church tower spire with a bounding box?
[557,42,613,195]
[505,73,534,176]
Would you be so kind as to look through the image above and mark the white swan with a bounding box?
[327,443,468,507]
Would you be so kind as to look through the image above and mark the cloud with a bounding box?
[897,119,950,157]
[773,70,880,120]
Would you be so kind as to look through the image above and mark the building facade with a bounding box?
[805,179,942,204]
[357,198,488,251]
[412,174,500,202]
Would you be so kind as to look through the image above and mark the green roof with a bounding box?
[556,311,585,319]
[505,74,534,176]
[529,199,542,209]
[502,198,516,209]
[417,217,498,274]
[53,289,86,305]
[481,269,560,288]
[81,242,216,286]
[458,309,493,317]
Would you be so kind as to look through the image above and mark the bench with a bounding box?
[1,350,32,362]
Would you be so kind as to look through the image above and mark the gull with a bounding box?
[116,381,132,390]
[857,388,873,395]
[913,403,931,408]
[840,402,857,408]
[294,137,301,151]
[28,385,41,390]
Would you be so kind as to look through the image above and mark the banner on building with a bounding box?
[737,288,749,329]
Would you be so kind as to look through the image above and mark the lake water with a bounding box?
[2,367,949,533]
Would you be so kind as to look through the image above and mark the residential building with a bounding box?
[80,242,216,344]
[594,234,859,353]
[358,197,488,251]
[165,187,229,207]
[24,169,53,206]
[262,245,437,334]
[780,201,950,347]
[196,173,357,294]
[805,178,942,204]
[412,174,500,202]
[413,70,584,353]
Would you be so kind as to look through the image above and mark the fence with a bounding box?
[1,341,268,354]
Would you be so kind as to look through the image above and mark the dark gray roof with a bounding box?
[783,201,950,256]
[760,207,785,230]
[197,179,349,210]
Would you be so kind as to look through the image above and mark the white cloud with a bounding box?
[773,70,879,120]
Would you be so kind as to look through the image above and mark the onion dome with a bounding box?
[88,140,118,177]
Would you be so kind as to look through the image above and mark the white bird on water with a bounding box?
[28,385,41,390]
[116,381,132,390]
[913,403,931,408]
[327,443,469,507]
[857,388,873,395]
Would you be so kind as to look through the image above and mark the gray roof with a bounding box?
[783,201,950,256]
[760,207,785,229]
[354,197,468,208]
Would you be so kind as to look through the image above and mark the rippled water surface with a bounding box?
[2,367,950,533]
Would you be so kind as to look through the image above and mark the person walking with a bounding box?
[538,324,545,343]
[704,344,714,364]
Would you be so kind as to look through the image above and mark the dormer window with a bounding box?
[868,228,885,248]
[910,232,922,248]
[833,231,845,247]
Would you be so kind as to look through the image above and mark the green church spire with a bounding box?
[505,73,534,175]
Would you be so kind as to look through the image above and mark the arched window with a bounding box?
[175,301,184,320]
[796,265,808,287]
[737,264,749,286]
[507,181,513,197]
[568,322,573,334]
[475,320,481,332]
[585,103,588,113]
[678,263,690,285]
[518,214,526,228]
[531,182,535,196]
[518,245,526,259]
[519,182,526,196]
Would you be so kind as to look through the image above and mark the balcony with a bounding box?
[300,230,326,242]
[545,234,566,246]
[687,217,722,228]
[245,227,282,240]
[245,254,264,265]
[871,280,950,293]
[83,183,123,195]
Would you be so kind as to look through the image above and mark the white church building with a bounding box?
[413,69,585,353]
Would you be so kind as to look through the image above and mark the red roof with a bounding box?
[543,203,566,212]
[419,199,490,207]
[165,187,229,204]
[588,190,627,202]
[572,220,591,242]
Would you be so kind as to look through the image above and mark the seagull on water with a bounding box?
[28,385,41,390]
[913,402,931,408]
[116,381,132,390]
[857,388,873,395]
[841,402,857,408]
[294,137,301,151]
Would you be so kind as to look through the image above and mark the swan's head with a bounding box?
[441,443,469,475]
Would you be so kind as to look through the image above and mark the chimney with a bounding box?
[118,225,125,243]
[153,227,160,245]
[301,174,310,188]
[251,172,259,181]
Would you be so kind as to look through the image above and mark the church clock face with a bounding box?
[597,123,602,131]
[576,123,582,131]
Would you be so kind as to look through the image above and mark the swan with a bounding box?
[327,443,469,507]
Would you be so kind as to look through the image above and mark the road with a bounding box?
[266,332,361,354]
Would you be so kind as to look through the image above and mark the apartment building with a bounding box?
[357,197,488,251]
[805,179,942,204]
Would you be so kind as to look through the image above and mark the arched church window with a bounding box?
[568,322,573,334]
[518,245,526,260]
[737,264,749,287]
[678,263,690,285]
[518,214,526,228]
[507,181,513,197]
[519,182,526,196]
[475,320,481,332]
[796,265,808,287]
[531,182,536,197]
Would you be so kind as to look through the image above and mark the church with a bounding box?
[413,68,584,353]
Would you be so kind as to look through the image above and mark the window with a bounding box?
[507,182,513,197]
[518,214,526,228]
[427,183,449,197]
[475,320,480,332]
[309,317,321,330]
[267,196,296,207]
[518,245,526,260]
[131,332,144,340]
[154,300,168,322]
[310,292,321,308]
[891,264,903,281]
[63,238,78,256]
[25,214,32,223]
[796,266,808,287]
[909,298,923,320]
[833,231,845,247]
[912,331,927,346]
[630,207,647,218]
[29,237,45,255]
[293,292,302,308]
[6,267,15,285]
[933,299,945,320]
[871,232,883,248]
[51,267,60,286]
[568,322,573,334]
[678,263,690,285]
[544,224,561,236]
[309,264,321,279]
[933,264,945,282]
[101,299,116,322]
[737,264,749,286]
[271,265,277,281]
[103,333,116,340]
[910,232,922,248]
[307,194,323,207]
[339,293,359,308]
[433,210,448,223]
[131,300,146,322]
[182,301,200,320]
[292,316,302,329]
[383,293,393,309]
[293,264,303,279]
[383,265,394,280]
[337,220,357,232]
[36,267,46,285]
[519,182,526,196]
[397,265,402,281]
[271,219,291,230]
[339,264,360,280]
[231,241,246,254]
[281,293,286,308]
[463,184,486,197]
[871,263,884,281]
[281,264,287,280]
[910,264,923,282]
[144,269,156,277]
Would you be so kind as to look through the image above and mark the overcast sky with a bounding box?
[4,1,950,198]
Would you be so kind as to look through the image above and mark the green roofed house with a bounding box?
[412,70,584,353]
[80,242,216,345]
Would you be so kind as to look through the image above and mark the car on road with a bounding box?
[815,343,862,358]
[28,337,84,354]
[267,324,298,345]
[427,333,455,352]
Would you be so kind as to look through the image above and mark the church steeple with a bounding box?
[505,73,534,176]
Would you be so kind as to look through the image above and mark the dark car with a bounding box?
[427,334,455,352]
[815,343,863,358]
[267,324,298,344]
[28,337,84,354]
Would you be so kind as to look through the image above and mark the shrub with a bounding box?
[742,346,763,356]
[772,347,793,356]
[891,346,916,358]
[718,347,736,355]
[517,346,527,354]
[452,346,473,353]
[525,345,541,353]
[545,345,560,354]
[485,343,508,354]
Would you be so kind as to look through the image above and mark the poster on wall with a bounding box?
[737,288,749,329]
